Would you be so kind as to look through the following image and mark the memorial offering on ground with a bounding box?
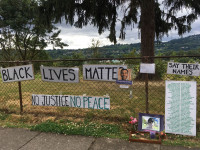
[40,66,79,83]
[167,62,200,76]
[138,113,164,132]
[140,63,155,74]
[165,81,196,136]
[32,94,110,110]
[1,64,34,82]
[83,65,127,81]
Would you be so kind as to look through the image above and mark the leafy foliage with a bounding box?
[0,0,67,61]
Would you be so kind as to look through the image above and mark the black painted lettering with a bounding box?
[42,96,46,106]
[92,68,99,79]
[105,67,112,80]
[49,69,54,80]
[42,69,48,80]
[62,69,68,81]
[7,69,12,80]
[25,67,32,78]
[13,69,19,80]
[51,96,56,106]
[46,96,50,106]
[112,67,117,80]
[169,63,173,68]
[65,96,69,106]
[85,68,92,79]
[53,69,62,80]
[19,68,24,78]
[32,95,39,105]
[98,67,104,79]
[69,69,75,81]
[1,70,8,81]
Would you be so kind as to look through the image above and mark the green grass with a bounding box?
[30,120,126,139]
[162,133,200,148]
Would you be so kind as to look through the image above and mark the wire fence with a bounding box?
[0,56,199,130]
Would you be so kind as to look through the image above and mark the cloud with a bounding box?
[50,3,200,50]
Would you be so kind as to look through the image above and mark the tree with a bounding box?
[90,39,101,58]
[0,0,68,62]
[38,0,200,62]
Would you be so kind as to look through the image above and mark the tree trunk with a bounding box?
[140,0,155,63]
[136,0,155,80]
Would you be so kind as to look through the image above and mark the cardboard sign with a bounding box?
[140,63,155,74]
[32,94,110,110]
[40,66,79,83]
[1,64,34,82]
[83,65,127,81]
[167,62,200,76]
[165,81,196,136]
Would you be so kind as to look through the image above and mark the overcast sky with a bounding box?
[48,6,200,50]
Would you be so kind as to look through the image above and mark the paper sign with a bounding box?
[32,94,110,110]
[40,66,79,83]
[83,65,127,81]
[140,63,155,74]
[167,62,200,76]
[165,81,196,136]
[119,85,130,88]
[1,64,34,82]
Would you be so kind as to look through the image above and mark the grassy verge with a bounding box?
[0,112,200,148]
[30,120,128,139]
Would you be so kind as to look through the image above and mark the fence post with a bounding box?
[18,81,23,114]
[145,73,149,114]
[144,56,149,114]
[16,62,23,114]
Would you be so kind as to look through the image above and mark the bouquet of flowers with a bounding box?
[129,116,138,132]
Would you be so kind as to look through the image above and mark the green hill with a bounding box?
[47,34,200,59]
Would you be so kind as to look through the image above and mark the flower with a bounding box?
[130,116,134,120]
[129,116,138,132]
[159,131,167,139]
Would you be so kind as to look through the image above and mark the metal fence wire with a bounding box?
[0,56,199,131]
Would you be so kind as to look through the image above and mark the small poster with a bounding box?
[1,64,34,82]
[116,68,132,85]
[140,63,155,74]
[167,62,200,76]
[165,81,196,136]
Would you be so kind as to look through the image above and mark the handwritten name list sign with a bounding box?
[165,81,196,136]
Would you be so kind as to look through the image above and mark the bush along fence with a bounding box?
[0,56,200,134]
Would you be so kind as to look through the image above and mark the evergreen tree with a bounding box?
[38,0,200,62]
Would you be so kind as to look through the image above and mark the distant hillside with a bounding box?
[47,34,200,59]
[155,34,200,52]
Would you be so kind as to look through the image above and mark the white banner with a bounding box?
[40,66,79,83]
[1,64,34,82]
[32,94,110,110]
[83,65,127,81]
[165,81,196,136]
[167,62,200,76]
